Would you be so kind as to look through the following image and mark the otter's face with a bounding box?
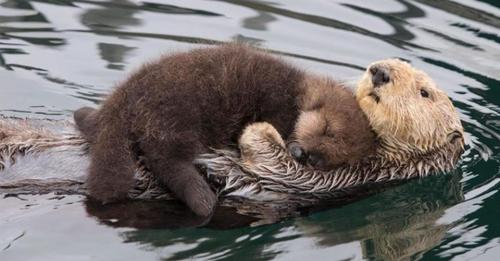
[293,110,345,170]
[356,59,464,153]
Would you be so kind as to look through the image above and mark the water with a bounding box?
[0,0,499,260]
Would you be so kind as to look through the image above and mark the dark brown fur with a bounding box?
[74,44,375,216]
[293,76,376,169]
[74,107,99,143]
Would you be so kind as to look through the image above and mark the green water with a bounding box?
[0,0,499,260]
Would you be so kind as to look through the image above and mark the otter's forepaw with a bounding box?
[86,169,134,204]
[74,106,99,143]
[183,179,217,217]
[287,142,308,164]
[87,186,129,205]
[239,122,286,164]
[74,106,95,122]
[87,182,130,205]
[239,122,285,148]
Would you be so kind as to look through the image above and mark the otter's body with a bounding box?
[0,52,464,223]
[78,44,375,216]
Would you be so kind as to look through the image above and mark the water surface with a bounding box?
[0,0,499,260]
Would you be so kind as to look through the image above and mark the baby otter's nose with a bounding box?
[307,153,325,169]
[369,65,390,87]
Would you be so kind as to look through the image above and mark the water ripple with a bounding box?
[0,0,499,260]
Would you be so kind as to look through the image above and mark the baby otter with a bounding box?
[290,76,376,168]
[75,44,375,216]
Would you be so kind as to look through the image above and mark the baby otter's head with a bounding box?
[292,76,376,170]
[356,59,464,159]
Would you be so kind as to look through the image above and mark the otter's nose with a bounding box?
[369,65,390,87]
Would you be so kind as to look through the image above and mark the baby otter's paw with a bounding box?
[287,142,308,164]
[183,178,217,217]
[87,178,131,204]
[287,143,327,168]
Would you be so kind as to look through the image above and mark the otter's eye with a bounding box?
[420,89,430,98]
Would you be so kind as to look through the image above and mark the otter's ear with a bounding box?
[447,130,464,144]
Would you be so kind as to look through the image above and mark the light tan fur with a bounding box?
[238,122,286,166]
[356,59,464,161]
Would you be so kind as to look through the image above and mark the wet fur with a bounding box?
[75,44,375,216]
[74,107,99,143]
[295,76,376,168]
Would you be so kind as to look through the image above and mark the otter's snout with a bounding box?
[369,65,390,87]
[306,153,326,169]
[288,142,328,169]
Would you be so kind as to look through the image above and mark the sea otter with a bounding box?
[198,58,465,200]
[0,55,465,217]
[74,44,376,216]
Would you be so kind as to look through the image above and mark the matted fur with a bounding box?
[198,121,463,200]
[0,119,462,203]
[0,58,465,222]
[76,44,375,216]
[197,59,465,200]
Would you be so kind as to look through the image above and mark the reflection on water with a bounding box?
[79,0,142,30]
[0,0,499,260]
[97,42,135,70]
[85,173,463,260]
[295,173,463,261]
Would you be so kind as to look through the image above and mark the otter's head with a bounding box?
[356,59,464,160]
[290,76,376,170]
